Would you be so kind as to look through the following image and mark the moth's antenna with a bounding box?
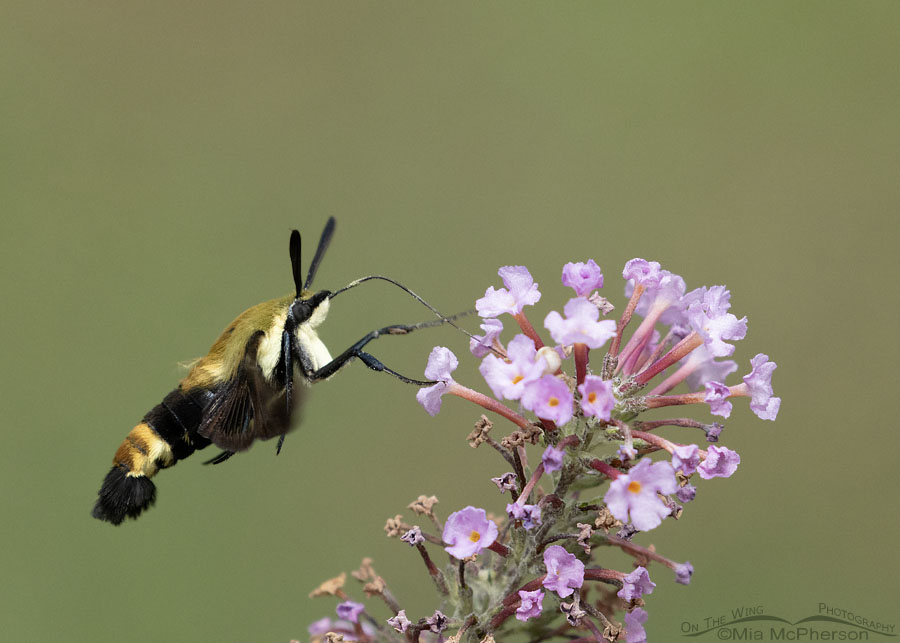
[330,274,478,341]
[289,230,303,298]
[304,216,336,291]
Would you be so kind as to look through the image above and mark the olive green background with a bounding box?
[2,2,898,641]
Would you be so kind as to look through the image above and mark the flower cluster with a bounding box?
[303,258,779,642]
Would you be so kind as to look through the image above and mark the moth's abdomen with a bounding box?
[91,388,213,525]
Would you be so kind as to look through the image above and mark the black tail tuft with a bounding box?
[91,466,157,525]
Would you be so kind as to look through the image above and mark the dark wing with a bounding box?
[197,332,303,452]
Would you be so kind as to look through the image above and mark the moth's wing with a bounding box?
[197,333,301,452]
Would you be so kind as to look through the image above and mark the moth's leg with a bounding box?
[305,321,443,386]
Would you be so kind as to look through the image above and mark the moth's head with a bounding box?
[287,219,336,329]
[289,289,330,329]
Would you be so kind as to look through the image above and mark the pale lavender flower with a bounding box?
[577,375,616,420]
[424,610,448,633]
[415,346,458,416]
[521,375,574,426]
[617,566,656,602]
[308,617,333,636]
[683,344,738,392]
[706,423,723,442]
[674,562,694,585]
[622,259,663,288]
[476,266,541,317]
[743,353,781,420]
[562,259,604,296]
[479,334,547,401]
[491,472,518,493]
[544,297,617,349]
[671,444,700,476]
[442,506,498,559]
[336,601,365,623]
[400,526,424,546]
[516,589,545,621]
[625,607,649,643]
[697,445,740,479]
[387,610,411,633]
[469,318,504,357]
[676,484,697,503]
[632,270,687,326]
[542,545,585,598]
[686,285,747,357]
[541,445,565,473]
[704,381,733,418]
[605,458,678,531]
[506,502,541,529]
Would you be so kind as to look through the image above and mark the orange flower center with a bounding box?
[627,480,642,494]
[469,530,481,543]
[548,396,559,407]
[588,392,597,404]
[512,375,524,384]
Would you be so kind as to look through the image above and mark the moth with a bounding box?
[92,218,447,525]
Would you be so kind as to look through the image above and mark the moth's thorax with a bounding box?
[256,306,290,380]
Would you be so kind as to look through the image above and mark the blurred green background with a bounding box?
[2,2,898,641]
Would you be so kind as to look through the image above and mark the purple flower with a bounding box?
[336,601,365,623]
[697,445,740,479]
[387,610,411,633]
[491,472,518,493]
[604,458,678,531]
[544,298,617,349]
[578,375,616,420]
[671,444,700,475]
[676,484,697,503]
[506,502,541,529]
[623,259,663,288]
[704,381,733,418]
[625,607,649,643]
[424,610,448,633]
[476,266,541,317]
[479,334,547,401]
[631,270,688,325]
[562,260,604,296]
[742,353,781,420]
[308,617,334,636]
[521,375,574,426]
[618,443,637,462]
[683,344,738,392]
[674,562,694,585]
[617,566,656,602]
[541,545,585,598]
[442,506,498,559]
[541,445,565,473]
[400,526,424,546]
[705,423,723,442]
[516,589,545,621]
[469,318,504,357]
[415,346,458,416]
[686,285,748,358]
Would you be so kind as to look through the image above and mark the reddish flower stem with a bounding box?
[634,332,703,386]
[573,342,589,386]
[637,418,705,431]
[588,459,621,479]
[487,541,510,557]
[609,283,644,360]
[447,383,532,428]
[644,390,705,409]
[629,429,674,452]
[415,543,448,596]
[514,311,545,349]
